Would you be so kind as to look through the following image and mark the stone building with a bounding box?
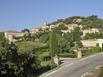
[5,30,25,42]
[81,39,103,48]
[81,39,97,47]
[81,28,99,38]
[31,28,39,34]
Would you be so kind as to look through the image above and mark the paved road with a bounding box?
[40,52,103,77]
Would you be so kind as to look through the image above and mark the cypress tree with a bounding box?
[49,29,59,65]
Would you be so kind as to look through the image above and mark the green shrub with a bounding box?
[90,46,101,53]
[59,53,76,58]
[38,51,50,61]
[0,47,6,55]
[82,46,101,56]
[99,67,103,77]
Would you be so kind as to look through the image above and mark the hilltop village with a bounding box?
[4,15,103,48]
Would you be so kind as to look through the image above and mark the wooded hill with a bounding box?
[43,15,103,40]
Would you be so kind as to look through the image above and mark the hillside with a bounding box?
[40,15,103,40]
[49,15,103,29]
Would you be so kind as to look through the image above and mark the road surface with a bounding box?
[40,52,103,77]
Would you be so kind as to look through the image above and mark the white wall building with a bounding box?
[81,39,103,48]
[82,28,99,38]
[5,31,25,42]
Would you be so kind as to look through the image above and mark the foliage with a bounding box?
[80,15,103,30]
[82,46,101,56]
[90,46,101,53]
[46,15,103,31]
[39,33,49,43]
[55,23,68,30]
[37,51,50,62]
[59,53,76,58]
[16,41,46,54]
[64,16,84,24]
[83,32,103,40]
[21,28,30,33]
[0,32,5,41]
[98,67,103,77]
[49,30,59,57]
[0,42,40,77]
[58,36,71,53]
[72,27,82,42]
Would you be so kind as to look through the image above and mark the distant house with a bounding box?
[81,28,99,38]
[81,39,103,48]
[66,24,82,32]
[81,39,97,47]
[31,28,39,34]
[4,30,25,42]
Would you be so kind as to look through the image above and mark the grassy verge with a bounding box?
[98,67,103,77]
[59,53,77,58]
[82,46,101,57]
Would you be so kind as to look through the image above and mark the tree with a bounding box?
[39,33,49,43]
[0,32,4,41]
[21,29,31,41]
[49,30,59,65]
[72,27,81,42]
[58,36,71,53]
[0,42,40,77]
[53,23,68,36]
[88,15,98,20]
[57,23,68,30]
[21,28,30,33]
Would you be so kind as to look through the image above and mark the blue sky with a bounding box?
[0,0,103,31]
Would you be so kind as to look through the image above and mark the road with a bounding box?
[40,52,103,77]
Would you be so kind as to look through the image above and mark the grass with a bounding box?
[59,53,77,58]
[16,41,52,67]
[16,41,46,54]
[41,61,51,66]
[98,67,103,77]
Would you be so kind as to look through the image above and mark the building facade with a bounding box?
[81,39,103,48]
[5,31,25,42]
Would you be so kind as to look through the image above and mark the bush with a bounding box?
[82,46,101,56]
[38,51,51,61]
[59,53,76,58]
[90,46,101,53]
[98,67,103,77]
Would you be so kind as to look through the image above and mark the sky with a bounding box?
[0,0,103,31]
